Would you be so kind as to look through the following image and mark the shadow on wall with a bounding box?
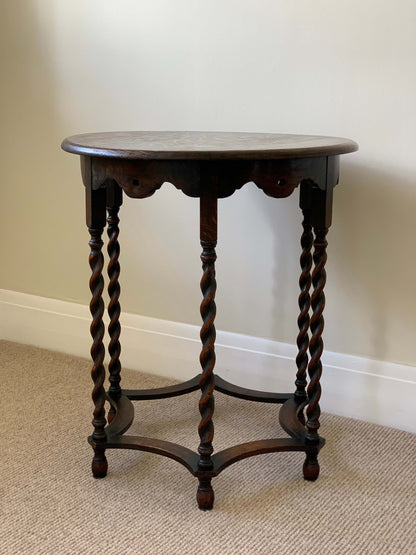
[261,158,416,368]
[261,187,300,346]
[256,157,416,377]
[328,161,416,366]
[216,182,300,343]
[215,158,416,369]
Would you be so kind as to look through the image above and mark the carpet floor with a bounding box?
[0,340,415,554]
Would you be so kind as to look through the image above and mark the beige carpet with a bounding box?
[1,340,415,554]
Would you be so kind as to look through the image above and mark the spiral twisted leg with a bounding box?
[197,241,216,509]
[196,194,217,510]
[198,240,216,467]
[295,210,313,407]
[88,226,108,478]
[107,204,122,423]
[303,227,328,480]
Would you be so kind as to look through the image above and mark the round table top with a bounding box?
[61,131,358,160]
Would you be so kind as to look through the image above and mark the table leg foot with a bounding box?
[197,478,214,510]
[92,447,108,478]
[303,449,320,481]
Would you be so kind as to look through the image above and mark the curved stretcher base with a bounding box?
[90,374,325,508]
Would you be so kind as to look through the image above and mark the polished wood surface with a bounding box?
[62,130,358,160]
[80,156,336,199]
[197,193,218,508]
[63,130,358,510]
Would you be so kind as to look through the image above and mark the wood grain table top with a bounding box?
[61,131,358,160]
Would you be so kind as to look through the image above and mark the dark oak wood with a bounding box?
[106,394,134,437]
[106,182,123,424]
[215,375,292,403]
[62,130,358,160]
[123,375,201,400]
[88,224,108,478]
[294,181,313,409]
[97,392,324,478]
[211,437,324,476]
[77,155,340,200]
[305,228,328,445]
[196,193,218,509]
[89,434,200,476]
[279,398,308,440]
[123,374,291,403]
[62,130,357,510]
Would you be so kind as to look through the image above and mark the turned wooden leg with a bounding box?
[88,225,108,478]
[106,184,123,424]
[301,180,333,481]
[196,193,217,510]
[303,446,320,481]
[295,200,313,409]
[303,226,328,480]
[87,185,108,478]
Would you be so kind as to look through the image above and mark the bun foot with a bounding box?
[303,451,320,481]
[92,449,108,478]
[197,478,214,510]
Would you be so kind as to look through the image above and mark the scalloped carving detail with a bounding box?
[121,176,165,199]
[86,156,329,199]
[253,178,297,198]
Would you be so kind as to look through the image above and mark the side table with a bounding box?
[62,131,358,510]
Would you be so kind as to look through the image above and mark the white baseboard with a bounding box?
[1,289,415,433]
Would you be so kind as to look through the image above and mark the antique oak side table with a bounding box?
[62,131,358,510]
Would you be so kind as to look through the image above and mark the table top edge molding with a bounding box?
[61,131,358,161]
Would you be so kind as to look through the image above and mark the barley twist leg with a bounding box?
[107,203,122,423]
[303,227,328,480]
[196,194,217,510]
[197,241,216,509]
[88,226,108,478]
[295,210,313,409]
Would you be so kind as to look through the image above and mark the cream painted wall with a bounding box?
[1,0,415,366]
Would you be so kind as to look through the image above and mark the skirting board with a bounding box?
[1,289,415,434]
